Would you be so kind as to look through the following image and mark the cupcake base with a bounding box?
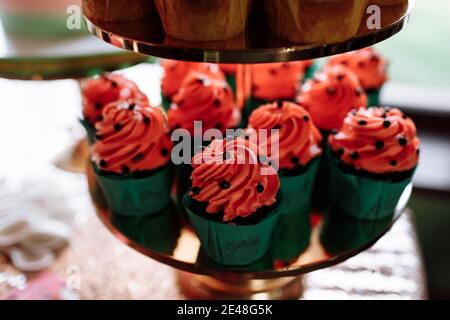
[327,151,415,221]
[183,194,280,266]
[94,163,172,218]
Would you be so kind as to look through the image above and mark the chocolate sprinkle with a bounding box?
[143,117,151,125]
[291,156,300,164]
[99,160,108,168]
[326,87,336,95]
[111,81,118,88]
[114,123,123,132]
[398,137,408,146]
[390,160,398,166]
[95,134,102,141]
[336,74,345,81]
[256,183,264,193]
[277,101,283,108]
[375,140,384,150]
[219,180,230,189]
[132,153,145,162]
[358,120,368,126]
[383,120,391,128]
[350,151,359,160]
[161,148,169,157]
[128,103,136,111]
[303,115,310,122]
[95,102,102,110]
[192,187,201,195]
[213,99,221,108]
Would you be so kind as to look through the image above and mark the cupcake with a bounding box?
[243,61,313,127]
[297,64,368,133]
[92,99,173,217]
[82,0,156,22]
[327,48,389,106]
[155,0,253,42]
[327,107,420,221]
[265,0,368,43]
[168,69,240,205]
[183,137,281,266]
[160,60,224,111]
[248,101,322,260]
[168,70,240,137]
[81,73,147,144]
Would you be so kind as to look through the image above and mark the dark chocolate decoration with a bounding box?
[95,102,102,110]
[326,87,336,95]
[132,153,145,162]
[358,120,367,126]
[350,151,359,160]
[256,183,264,193]
[291,156,300,164]
[383,120,391,128]
[99,160,108,168]
[277,101,283,108]
[336,74,345,81]
[95,134,102,141]
[143,117,151,125]
[303,115,310,122]
[390,159,398,166]
[219,180,230,189]
[213,99,221,108]
[111,81,118,88]
[114,123,123,132]
[161,148,169,157]
[375,140,384,150]
[128,103,136,110]
[192,187,201,195]
[398,137,408,146]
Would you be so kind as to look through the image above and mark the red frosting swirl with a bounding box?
[252,61,313,101]
[297,65,368,131]
[328,107,420,174]
[161,60,225,98]
[92,100,172,174]
[190,138,280,222]
[248,101,322,170]
[168,71,240,135]
[82,73,147,125]
[327,48,388,90]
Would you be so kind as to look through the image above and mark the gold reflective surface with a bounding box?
[85,0,413,63]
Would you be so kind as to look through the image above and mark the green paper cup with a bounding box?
[161,95,171,111]
[272,158,320,261]
[303,63,319,83]
[183,194,281,266]
[94,163,172,218]
[79,118,96,145]
[367,89,381,107]
[196,248,273,272]
[320,211,393,256]
[327,154,414,221]
[111,202,181,254]
[225,74,237,95]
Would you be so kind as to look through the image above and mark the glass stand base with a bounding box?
[177,271,304,300]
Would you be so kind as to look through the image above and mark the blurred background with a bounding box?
[0,0,449,300]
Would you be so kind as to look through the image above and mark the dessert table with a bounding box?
[0,65,427,299]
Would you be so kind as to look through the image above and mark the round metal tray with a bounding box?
[84,0,413,63]
[87,163,412,280]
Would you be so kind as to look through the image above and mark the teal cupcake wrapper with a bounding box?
[79,118,96,145]
[367,89,381,107]
[94,163,172,218]
[183,194,280,266]
[327,153,414,221]
[273,158,320,261]
[161,95,171,111]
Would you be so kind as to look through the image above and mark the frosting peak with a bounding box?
[190,138,280,222]
[248,101,322,170]
[252,61,313,101]
[82,73,147,125]
[297,65,368,131]
[168,70,240,135]
[93,100,172,174]
[328,107,420,174]
[327,48,388,91]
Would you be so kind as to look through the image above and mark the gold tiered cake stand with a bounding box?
[83,0,415,299]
